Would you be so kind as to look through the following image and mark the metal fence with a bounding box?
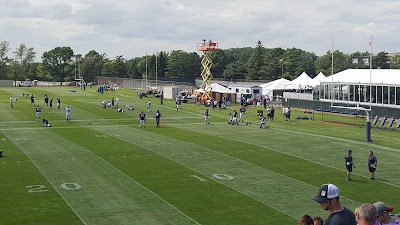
[95,76,196,93]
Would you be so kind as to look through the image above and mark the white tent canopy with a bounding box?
[195,83,235,93]
[320,69,400,85]
[286,71,313,89]
[308,72,326,87]
[260,78,290,96]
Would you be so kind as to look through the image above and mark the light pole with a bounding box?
[279,59,283,76]
[75,54,82,80]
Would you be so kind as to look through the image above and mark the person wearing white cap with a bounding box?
[368,150,377,180]
[373,202,398,225]
[314,183,356,225]
[356,203,377,225]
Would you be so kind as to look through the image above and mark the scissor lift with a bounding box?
[197,40,219,100]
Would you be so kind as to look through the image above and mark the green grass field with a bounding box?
[0,86,399,225]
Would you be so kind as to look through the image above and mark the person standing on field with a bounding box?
[10,96,13,108]
[139,111,146,129]
[345,149,355,181]
[204,109,209,124]
[65,106,71,122]
[57,98,61,109]
[155,110,161,128]
[368,150,377,180]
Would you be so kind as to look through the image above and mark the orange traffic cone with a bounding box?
[162,120,164,126]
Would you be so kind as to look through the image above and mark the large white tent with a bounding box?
[286,72,313,89]
[308,72,326,87]
[195,83,235,93]
[260,78,290,96]
[320,69,400,85]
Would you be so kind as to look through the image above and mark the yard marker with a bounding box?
[162,120,164,126]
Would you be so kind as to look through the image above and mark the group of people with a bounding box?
[302,183,399,225]
[227,107,247,125]
[32,94,69,125]
[138,109,162,129]
[102,97,120,109]
[345,149,378,181]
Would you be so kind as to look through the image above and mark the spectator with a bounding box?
[314,183,356,225]
[368,150,377,180]
[357,203,378,225]
[298,214,314,225]
[313,216,324,225]
[373,202,398,225]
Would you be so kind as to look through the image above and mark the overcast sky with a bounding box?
[1,0,399,60]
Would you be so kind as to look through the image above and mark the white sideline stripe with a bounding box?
[90,126,318,219]
[173,123,400,189]
[49,131,201,225]
[6,136,89,225]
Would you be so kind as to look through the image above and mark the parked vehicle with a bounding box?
[18,80,32,87]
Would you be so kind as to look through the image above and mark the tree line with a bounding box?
[1,40,399,84]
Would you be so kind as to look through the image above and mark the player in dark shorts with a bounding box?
[345,149,355,181]
[155,110,161,128]
[30,94,35,106]
[368,150,377,180]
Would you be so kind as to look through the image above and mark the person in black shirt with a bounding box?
[57,98,61,109]
[368,150,377,180]
[314,183,357,225]
[155,110,161,128]
[30,94,35,106]
[345,149,355,181]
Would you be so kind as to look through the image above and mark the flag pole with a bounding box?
[331,39,334,104]
[145,52,148,89]
[369,35,373,111]
[155,52,158,91]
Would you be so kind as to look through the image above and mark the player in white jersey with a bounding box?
[65,106,71,122]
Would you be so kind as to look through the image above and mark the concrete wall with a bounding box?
[0,80,14,87]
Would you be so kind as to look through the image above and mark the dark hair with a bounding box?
[297,215,314,225]
[313,216,324,225]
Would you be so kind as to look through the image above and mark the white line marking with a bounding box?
[72,158,75,161]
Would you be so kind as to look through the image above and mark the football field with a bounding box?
[0,86,399,225]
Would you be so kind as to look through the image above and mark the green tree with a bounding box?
[114,55,127,77]
[390,53,400,69]
[373,51,389,69]
[166,50,200,80]
[223,61,247,80]
[0,41,11,79]
[42,47,74,83]
[81,50,107,82]
[246,41,266,80]
[210,49,230,78]
[101,60,116,77]
[13,43,36,82]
